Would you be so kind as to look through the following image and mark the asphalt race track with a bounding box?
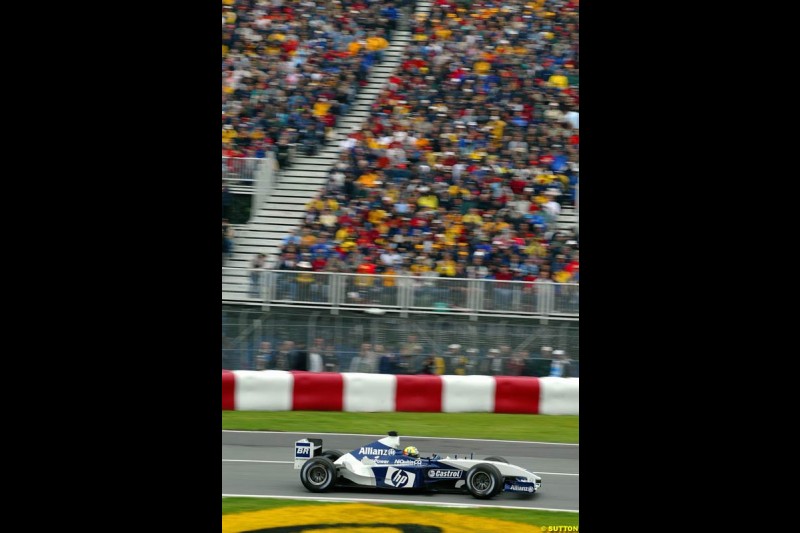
[223,431,579,512]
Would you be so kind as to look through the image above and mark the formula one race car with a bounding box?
[294,431,542,499]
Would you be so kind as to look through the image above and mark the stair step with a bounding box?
[235,235,295,247]
[284,163,333,171]
[237,224,299,234]
[337,119,367,126]
[235,241,284,251]
[277,177,327,186]
[263,203,308,211]
[278,178,329,187]
[251,219,304,228]
[270,194,321,204]
[255,218,303,228]
[271,189,324,198]
[239,223,296,234]
[280,171,330,179]
[263,202,310,211]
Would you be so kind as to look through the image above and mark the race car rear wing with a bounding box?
[294,438,322,469]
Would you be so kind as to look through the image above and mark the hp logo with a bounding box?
[384,467,415,488]
[392,470,409,487]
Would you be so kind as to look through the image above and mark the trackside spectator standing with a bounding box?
[255,341,275,370]
[550,349,572,377]
[250,253,267,298]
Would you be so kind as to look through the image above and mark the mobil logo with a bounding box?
[384,467,416,488]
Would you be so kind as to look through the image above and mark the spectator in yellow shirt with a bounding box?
[366,36,389,51]
[417,188,438,209]
[335,226,354,243]
[368,207,388,225]
[490,117,506,140]
[474,60,491,75]
[313,98,332,117]
[306,197,325,211]
[462,208,483,226]
[435,27,452,40]
[549,69,569,89]
[382,266,397,288]
[410,259,431,275]
[299,227,317,248]
[349,40,362,55]
[222,125,238,143]
[357,171,380,188]
[553,270,572,283]
[436,254,457,277]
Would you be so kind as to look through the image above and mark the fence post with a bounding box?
[331,273,341,316]
[399,276,409,318]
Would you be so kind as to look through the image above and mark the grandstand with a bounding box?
[223,32,418,294]
[223,0,423,299]
[222,0,579,373]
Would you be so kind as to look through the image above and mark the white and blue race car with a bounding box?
[294,431,542,499]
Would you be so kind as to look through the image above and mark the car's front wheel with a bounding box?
[300,457,337,492]
[484,456,508,463]
[465,463,503,499]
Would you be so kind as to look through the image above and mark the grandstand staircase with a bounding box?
[556,205,579,234]
[223,1,433,302]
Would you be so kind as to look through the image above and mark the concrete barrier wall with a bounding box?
[538,376,580,415]
[441,375,496,413]
[222,371,578,415]
[234,370,293,411]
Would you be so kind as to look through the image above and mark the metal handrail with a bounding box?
[223,268,579,319]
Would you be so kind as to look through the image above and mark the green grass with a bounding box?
[223,497,341,514]
[222,411,578,443]
[222,497,579,528]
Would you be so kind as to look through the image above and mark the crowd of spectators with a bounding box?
[222,0,404,163]
[224,1,581,375]
[248,336,576,377]
[222,0,410,264]
[273,0,580,290]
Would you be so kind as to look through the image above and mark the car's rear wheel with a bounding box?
[300,457,337,492]
[484,456,508,463]
[466,463,503,499]
[321,449,343,461]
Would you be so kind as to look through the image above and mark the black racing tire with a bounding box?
[300,456,337,493]
[465,463,503,499]
[484,456,508,464]
[321,449,343,461]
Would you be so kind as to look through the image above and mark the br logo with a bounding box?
[384,466,415,488]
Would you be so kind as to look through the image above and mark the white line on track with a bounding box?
[222,459,291,465]
[221,493,579,513]
[222,430,578,446]
[222,459,579,476]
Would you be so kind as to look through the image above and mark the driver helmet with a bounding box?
[403,446,419,458]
